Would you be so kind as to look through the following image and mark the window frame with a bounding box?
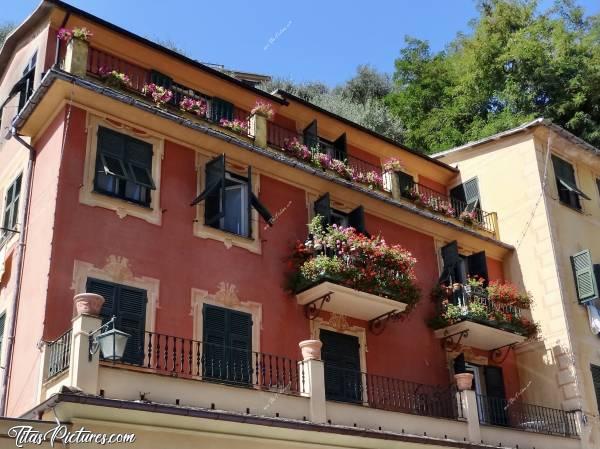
[81,115,164,225]
[219,172,250,237]
[551,154,588,211]
[1,174,22,248]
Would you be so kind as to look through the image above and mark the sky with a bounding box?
[4,0,600,87]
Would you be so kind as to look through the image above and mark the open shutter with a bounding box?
[464,178,480,208]
[150,70,173,89]
[571,250,599,303]
[97,127,128,179]
[303,120,318,149]
[116,285,147,365]
[484,366,508,426]
[190,154,226,224]
[314,193,331,228]
[348,205,367,235]
[251,193,273,228]
[126,137,155,189]
[86,278,118,325]
[333,133,347,160]
[397,171,415,195]
[440,241,460,283]
[210,97,234,123]
[591,365,600,413]
[467,251,489,286]
[228,310,252,384]
[203,304,228,380]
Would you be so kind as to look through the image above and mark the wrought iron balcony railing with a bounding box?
[46,329,73,379]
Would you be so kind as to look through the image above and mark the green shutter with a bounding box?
[397,171,415,196]
[484,366,508,426]
[320,329,361,403]
[303,120,318,149]
[228,310,252,383]
[86,278,118,323]
[591,365,600,413]
[150,70,173,89]
[348,205,367,235]
[0,314,6,359]
[204,155,226,226]
[333,133,347,160]
[2,175,22,232]
[467,251,489,286]
[571,250,599,303]
[210,98,234,122]
[314,193,331,228]
[440,241,460,283]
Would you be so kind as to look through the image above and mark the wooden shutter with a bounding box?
[190,154,226,223]
[440,241,460,283]
[0,314,5,359]
[591,365,600,413]
[453,353,466,374]
[397,171,415,196]
[228,309,252,383]
[3,175,22,231]
[210,97,234,122]
[320,329,361,403]
[126,137,155,189]
[484,365,508,426]
[303,120,318,149]
[96,127,129,181]
[450,184,466,203]
[467,251,489,285]
[202,304,228,379]
[314,193,331,227]
[464,178,480,207]
[348,205,367,235]
[571,250,599,303]
[116,285,147,365]
[250,193,274,228]
[333,133,347,160]
[86,278,118,324]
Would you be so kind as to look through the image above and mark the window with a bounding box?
[94,127,156,207]
[570,250,599,303]
[1,174,22,245]
[450,177,481,215]
[396,171,415,198]
[86,278,147,365]
[17,53,36,112]
[552,155,590,210]
[313,193,368,235]
[439,241,488,287]
[303,120,318,149]
[0,313,5,361]
[202,304,252,383]
[209,97,234,123]
[592,365,600,413]
[191,154,273,238]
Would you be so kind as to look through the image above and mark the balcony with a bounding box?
[289,218,419,326]
[40,312,580,449]
[430,284,537,351]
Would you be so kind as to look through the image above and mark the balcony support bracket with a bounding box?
[368,310,401,335]
[489,342,517,364]
[441,329,470,352]
[304,292,332,320]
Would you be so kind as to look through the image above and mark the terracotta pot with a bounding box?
[299,339,323,361]
[74,293,105,316]
[454,373,474,391]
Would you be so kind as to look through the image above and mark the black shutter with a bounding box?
[125,137,155,189]
[228,309,252,384]
[453,353,466,374]
[250,193,273,228]
[348,205,367,235]
[314,193,331,227]
[210,97,234,122]
[591,365,600,413]
[150,70,173,89]
[303,120,318,149]
[450,183,467,214]
[467,251,489,286]
[571,250,599,303]
[397,171,415,196]
[96,127,128,180]
[116,285,147,365]
[321,329,361,403]
[86,278,118,324]
[484,366,508,426]
[190,155,226,225]
[203,304,228,380]
[440,241,460,283]
[333,133,347,160]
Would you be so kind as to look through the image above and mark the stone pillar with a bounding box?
[461,389,482,443]
[250,113,268,148]
[64,38,89,77]
[68,313,102,394]
[298,339,326,423]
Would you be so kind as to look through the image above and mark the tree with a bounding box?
[259,66,404,143]
[0,22,15,48]
[387,0,600,152]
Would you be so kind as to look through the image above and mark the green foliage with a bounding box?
[387,0,600,152]
[259,65,405,142]
[0,22,15,48]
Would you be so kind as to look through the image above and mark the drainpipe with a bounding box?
[0,128,36,416]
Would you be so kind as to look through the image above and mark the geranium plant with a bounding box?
[180,96,207,116]
[250,100,274,120]
[142,83,173,107]
[459,209,478,225]
[98,67,132,89]
[382,157,404,173]
[220,118,248,135]
[287,216,421,313]
[282,137,312,161]
[58,27,93,42]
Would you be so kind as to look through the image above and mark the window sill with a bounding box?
[80,189,162,225]
[193,221,261,255]
[558,200,583,214]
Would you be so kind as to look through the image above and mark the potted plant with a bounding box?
[142,83,174,107]
[459,209,478,225]
[250,100,274,120]
[98,67,132,89]
[57,27,93,43]
[59,27,93,76]
[179,96,207,117]
[220,118,249,135]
